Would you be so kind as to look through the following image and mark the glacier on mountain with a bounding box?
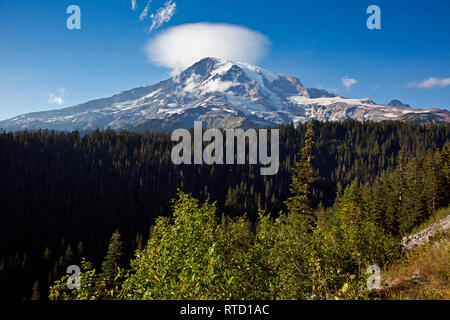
[0,57,448,133]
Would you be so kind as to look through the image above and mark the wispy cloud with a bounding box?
[130,0,176,31]
[149,0,176,32]
[139,0,152,21]
[146,23,270,73]
[131,0,137,10]
[48,88,66,105]
[342,77,357,90]
[408,77,450,89]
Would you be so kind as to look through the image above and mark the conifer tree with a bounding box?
[101,231,123,287]
[284,122,317,220]
[31,281,40,300]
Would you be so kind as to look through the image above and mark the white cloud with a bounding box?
[48,88,66,105]
[139,0,152,21]
[181,73,236,95]
[146,23,270,73]
[182,73,201,93]
[149,0,176,32]
[342,77,357,90]
[48,94,64,105]
[416,77,450,89]
[202,79,236,94]
[132,1,174,30]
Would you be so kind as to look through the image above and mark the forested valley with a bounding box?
[0,120,449,300]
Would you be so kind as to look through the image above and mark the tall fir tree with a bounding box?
[31,281,41,300]
[284,122,317,221]
[101,231,123,287]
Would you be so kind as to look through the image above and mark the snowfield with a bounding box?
[0,57,448,132]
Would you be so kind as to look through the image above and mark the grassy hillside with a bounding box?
[381,209,450,300]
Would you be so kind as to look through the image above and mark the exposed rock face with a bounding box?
[401,215,450,251]
[389,99,411,109]
[1,57,449,133]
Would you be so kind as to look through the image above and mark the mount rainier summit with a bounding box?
[1,57,449,132]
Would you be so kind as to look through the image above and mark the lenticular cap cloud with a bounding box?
[146,23,270,73]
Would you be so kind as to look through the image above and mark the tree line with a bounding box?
[0,120,448,299]
[48,123,450,300]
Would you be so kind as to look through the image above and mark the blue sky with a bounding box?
[0,0,449,120]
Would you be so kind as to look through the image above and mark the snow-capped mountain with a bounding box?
[1,57,449,132]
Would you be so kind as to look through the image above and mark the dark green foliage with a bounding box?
[101,231,123,288]
[50,127,448,300]
[31,281,40,300]
[362,142,450,235]
[0,121,448,299]
[284,122,317,220]
[50,186,399,300]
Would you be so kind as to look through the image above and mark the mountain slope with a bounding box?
[1,57,449,132]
